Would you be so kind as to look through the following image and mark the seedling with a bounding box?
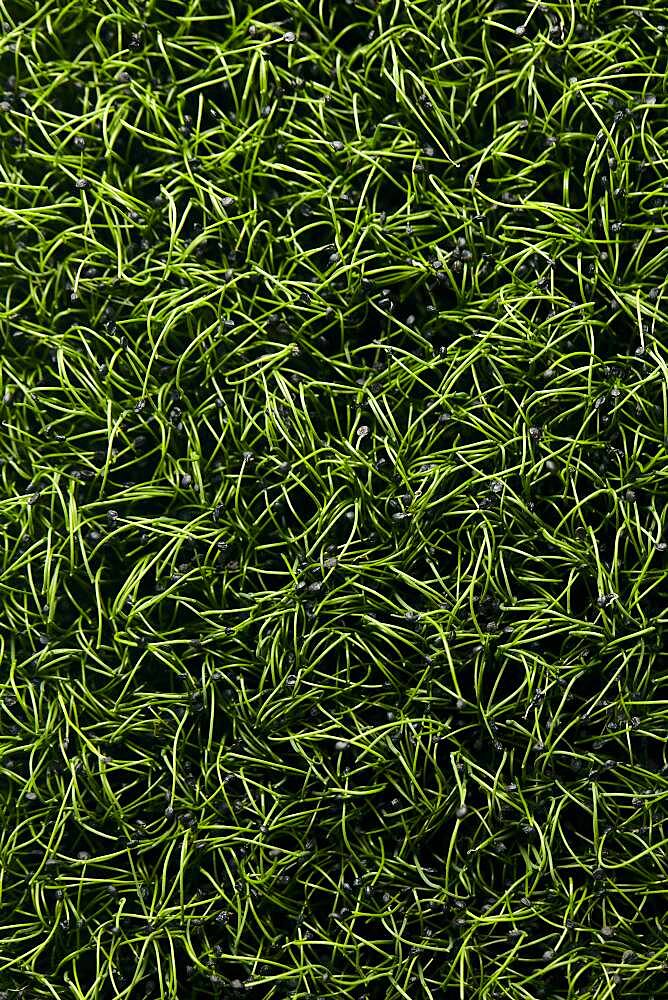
[0,2,666,999]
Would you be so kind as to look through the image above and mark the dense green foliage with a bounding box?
[1,1,667,998]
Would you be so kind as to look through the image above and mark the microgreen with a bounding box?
[1,1,667,999]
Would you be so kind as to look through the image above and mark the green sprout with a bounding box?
[0,1,666,999]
